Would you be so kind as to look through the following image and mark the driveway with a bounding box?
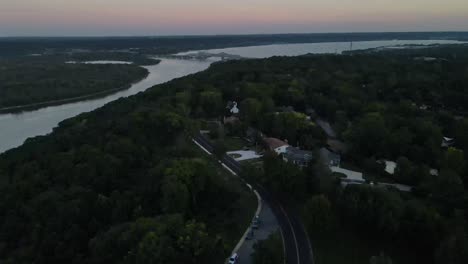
[330,166,364,182]
[227,150,263,161]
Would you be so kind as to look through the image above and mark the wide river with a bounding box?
[0,39,465,153]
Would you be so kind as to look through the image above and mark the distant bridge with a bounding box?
[158,51,244,61]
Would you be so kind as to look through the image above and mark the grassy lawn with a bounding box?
[223,137,248,151]
[241,159,264,169]
[204,134,248,151]
[310,225,420,264]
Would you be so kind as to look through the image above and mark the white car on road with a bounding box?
[228,253,239,264]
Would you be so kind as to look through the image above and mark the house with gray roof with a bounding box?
[283,147,314,167]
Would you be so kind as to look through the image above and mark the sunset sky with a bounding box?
[1,0,467,36]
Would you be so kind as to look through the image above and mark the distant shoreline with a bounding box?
[2,32,468,59]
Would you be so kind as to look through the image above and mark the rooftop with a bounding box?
[285,147,313,160]
[316,119,337,138]
[264,137,289,149]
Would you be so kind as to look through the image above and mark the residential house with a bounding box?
[283,147,314,167]
[226,101,240,115]
[385,160,397,174]
[441,137,455,148]
[264,137,289,154]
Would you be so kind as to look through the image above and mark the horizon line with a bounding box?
[1,30,468,39]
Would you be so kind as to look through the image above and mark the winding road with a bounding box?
[193,134,314,264]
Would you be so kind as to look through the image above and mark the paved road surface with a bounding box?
[194,134,313,264]
[237,201,279,264]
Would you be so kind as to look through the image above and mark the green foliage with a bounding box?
[441,148,466,175]
[339,185,404,236]
[89,215,225,264]
[431,169,465,208]
[240,98,262,125]
[127,218,223,264]
[370,253,393,264]
[435,230,468,264]
[394,156,414,184]
[329,185,445,263]
[344,113,388,158]
[161,159,212,215]
[0,72,250,263]
[0,62,148,109]
[262,152,307,200]
[260,112,322,147]
[199,90,223,118]
[2,44,468,264]
[455,119,468,153]
[177,46,468,264]
[303,195,333,234]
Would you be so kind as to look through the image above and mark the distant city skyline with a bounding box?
[1,0,467,36]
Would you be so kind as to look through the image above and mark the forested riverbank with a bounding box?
[0,60,254,263]
[0,62,150,110]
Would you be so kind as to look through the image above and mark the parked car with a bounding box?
[252,215,260,229]
[246,228,254,240]
[228,253,239,264]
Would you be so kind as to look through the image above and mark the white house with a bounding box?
[230,101,239,114]
[441,137,455,148]
[383,160,397,175]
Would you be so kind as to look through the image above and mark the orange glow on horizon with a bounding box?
[1,0,467,35]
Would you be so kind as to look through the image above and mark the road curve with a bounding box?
[193,133,313,264]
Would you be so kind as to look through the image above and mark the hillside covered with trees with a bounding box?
[0,72,256,263]
[161,44,468,263]
[0,44,468,263]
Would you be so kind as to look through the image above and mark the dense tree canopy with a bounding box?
[1,44,468,263]
[0,71,254,263]
[172,45,468,264]
[0,61,148,109]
